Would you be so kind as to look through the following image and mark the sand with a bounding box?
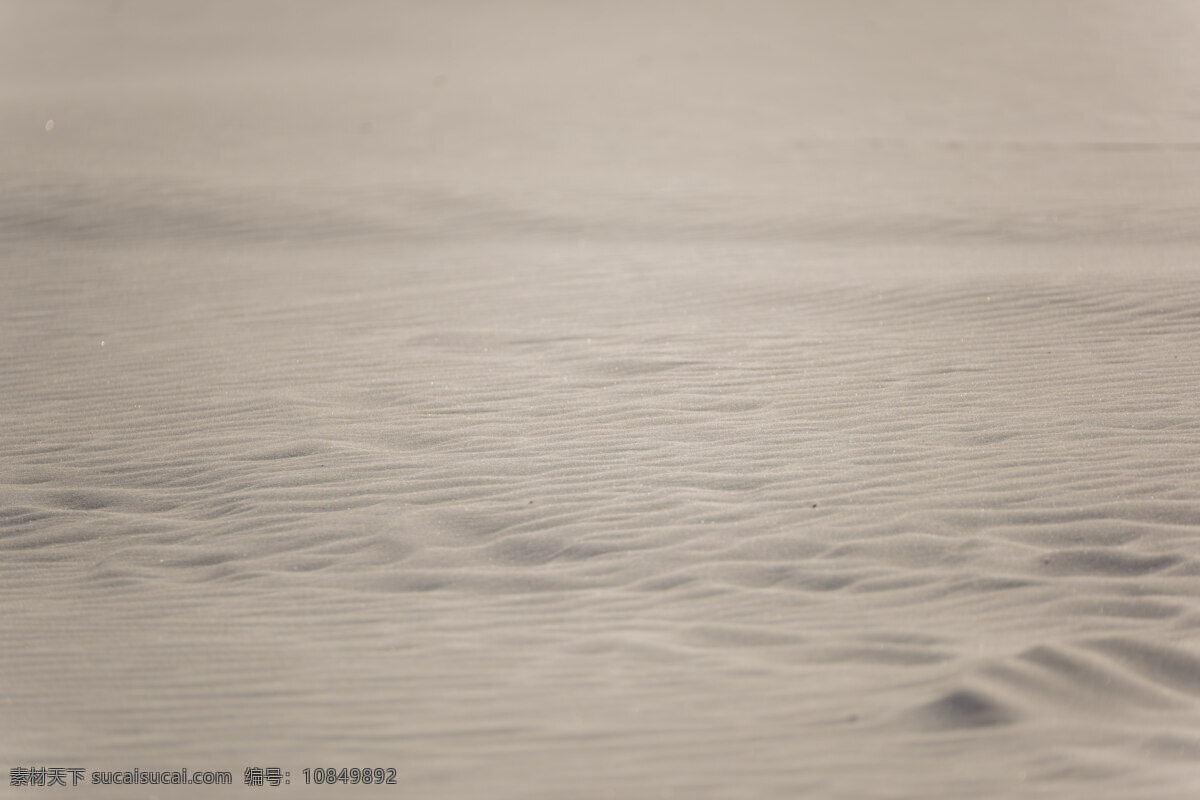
[3,2,1200,798]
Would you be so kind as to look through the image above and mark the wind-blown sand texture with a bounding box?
[3,2,1200,798]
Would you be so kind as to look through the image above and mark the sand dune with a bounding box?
[4,1,1200,798]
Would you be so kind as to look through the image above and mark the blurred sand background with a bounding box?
[3,2,1200,797]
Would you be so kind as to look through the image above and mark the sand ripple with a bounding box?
[3,232,1200,798]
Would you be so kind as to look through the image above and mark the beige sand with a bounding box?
[3,2,1200,798]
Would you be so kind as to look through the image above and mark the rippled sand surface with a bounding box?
[4,2,1200,798]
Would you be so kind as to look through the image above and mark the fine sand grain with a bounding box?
[3,2,1200,798]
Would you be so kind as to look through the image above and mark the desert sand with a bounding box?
[3,2,1200,797]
